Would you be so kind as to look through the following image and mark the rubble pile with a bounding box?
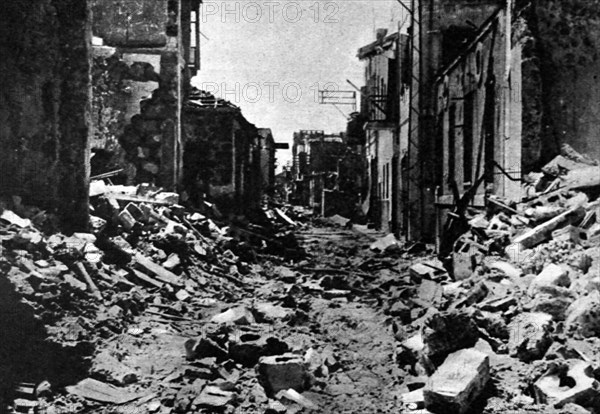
[0,146,598,414]
[0,180,307,412]
[394,147,600,413]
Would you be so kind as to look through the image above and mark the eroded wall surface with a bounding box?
[0,0,92,230]
[535,0,600,162]
[182,108,259,211]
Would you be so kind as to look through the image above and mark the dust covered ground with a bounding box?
[2,212,600,414]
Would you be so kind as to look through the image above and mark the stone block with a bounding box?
[228,329,288,367]
[211,306,255,325]
[534,360,599,408]
[488,261,522,279]
[275,388,318,410]
[389,300,411,322]
[418,280,443,306]
[529,264,570,295]
[531,294,573,321]
[258,354,308,395]
[423,348,490,414]
[397,333,425,367]
[118,209,137,231]
[478,296,517,312]
[410,263,436,282]
[185,336,227,361]
[89,215,107,233]
[370,233,401,252]
[422,311,479,366]
[403,388,425,411]
[565,290,600,337]
[162,253,181,270]
[254,302,292,322]
[193,385,235,410]
[124,202,144,222]
[508,312,553,362]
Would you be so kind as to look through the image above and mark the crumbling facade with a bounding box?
[90,0,201,190]
[0,0,93,231]
[0,0,203,230]
[433,5,524,246]
[182,91,263,213]
[291,130,357,215]
[257,128,277,195]
[353,0,600,246]
[535,0,600,163]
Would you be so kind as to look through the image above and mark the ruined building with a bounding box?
[0,0,282,232]
[258,128,289,196]
[291,130,363,217]
[0,0,94,231]
[91,0,202,190]
[355,0,600,246]
[0,0,201,231]
[182,90,262,213]
[357,29,410,233]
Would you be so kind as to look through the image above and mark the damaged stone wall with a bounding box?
[513,5,543,173]
[0,0,92,230]
[91,48,165,178]
[182,107,259,212]
[91,0,187,190]
[534,0,600,163]
[506,0,600,170]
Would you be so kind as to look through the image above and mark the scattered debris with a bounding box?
[1,154,599,414]
[423,348,490,414]
[65,378,144,405]
[534,360,599,408]
[258,354,309,395]
[370,233,402,252]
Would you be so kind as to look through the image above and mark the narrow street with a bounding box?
[2,1,600,413]
[2,187,600,414]
[98,223,405,414]
[1,214,409,413]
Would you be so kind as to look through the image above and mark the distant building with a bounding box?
[182,90,260,212]
[257,128,276,194]
[291,130,362,217]
[257,128,289,196]
[357,29,410,233]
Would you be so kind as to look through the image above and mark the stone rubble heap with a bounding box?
[397,146,600,413]
[0,144,599,414]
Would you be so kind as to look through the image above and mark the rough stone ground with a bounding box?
[39,223,410,414]
[5,219,598,414]
[95,224,406,413]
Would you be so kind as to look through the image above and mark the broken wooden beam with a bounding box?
[511,204,586,249]
[129,269,164,289]
[486,197,518,215]
[133,253,182,287]
[73,262,102,300]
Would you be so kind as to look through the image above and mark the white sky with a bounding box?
[192,0,408,169]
